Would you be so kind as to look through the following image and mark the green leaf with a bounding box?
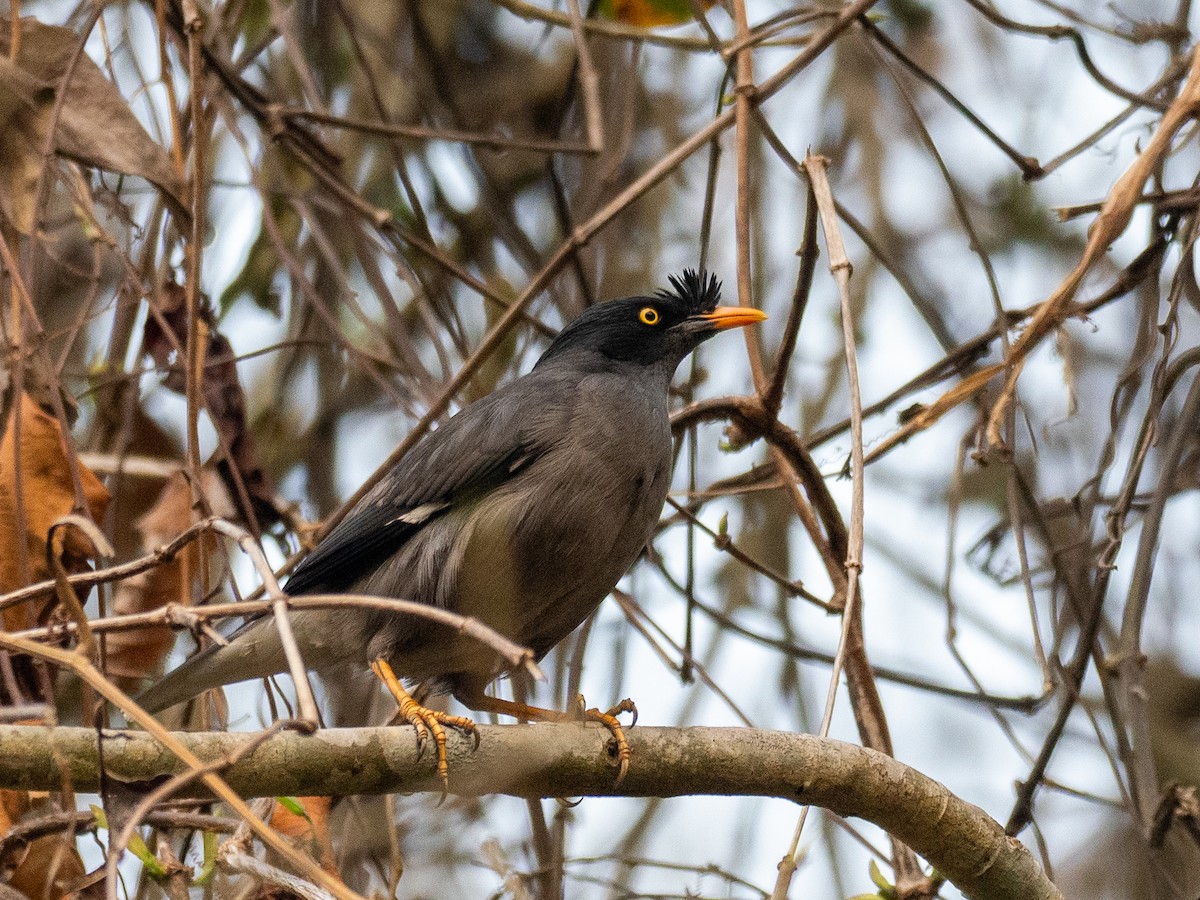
[127,834,166,877]
[90,804,108,832]
[194,831,218,886]
[868,859,890,890]
[91,804,168,878]
[865,859,898,898]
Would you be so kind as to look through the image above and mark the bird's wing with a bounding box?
[283,381,559,596]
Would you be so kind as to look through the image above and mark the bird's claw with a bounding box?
[406,717,429,755]
[604,698,638,728]
[570,694,637,725]
[399,705,475,789]
[572,694,636,785]
[372,658,477,790]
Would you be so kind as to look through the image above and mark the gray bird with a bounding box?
[139,270,766,782]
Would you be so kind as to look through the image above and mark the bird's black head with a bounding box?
[535,270,766,372]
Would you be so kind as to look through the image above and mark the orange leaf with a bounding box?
[268,796,340,877]
[596,0,715,27]
[105,470,232,687]
[0,394,109,621]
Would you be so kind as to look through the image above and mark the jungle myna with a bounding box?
[139,270,767,783]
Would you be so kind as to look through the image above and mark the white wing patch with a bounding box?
[394,501,450,526]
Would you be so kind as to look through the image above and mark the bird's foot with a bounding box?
[456,691,638,784]
[573,694,637,785]
[371,659,476,791]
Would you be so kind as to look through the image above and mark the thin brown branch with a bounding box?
[206,520,319,728]
[564,0,603,154]
[961,0,1171,112]
[278,108,593,155]
[860,16,1042,178]
[662,497,832,610]
[762,178,818,418]
[16,594,540,679]
[0,516,220,613]
[987,41,1200,447]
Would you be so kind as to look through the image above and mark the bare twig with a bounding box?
[16,594,540,679]
[206,520,320,728]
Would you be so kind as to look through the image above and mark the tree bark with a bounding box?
[0,723,1058,899]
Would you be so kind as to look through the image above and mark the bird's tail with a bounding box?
[136,617,291,713]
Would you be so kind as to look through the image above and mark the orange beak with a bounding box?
[698,306,769,330]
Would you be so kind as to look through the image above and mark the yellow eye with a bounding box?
[639,306,660,326]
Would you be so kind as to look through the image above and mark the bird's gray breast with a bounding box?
[544,376,667,564]
[380,370,672,677]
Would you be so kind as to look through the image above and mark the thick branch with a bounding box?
[0,724,1058,900]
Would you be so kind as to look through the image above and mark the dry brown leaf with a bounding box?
[0,394,106,897]
[4,834,87,899]
[0,54,53,233]
[144,283,280,531]
[0,17,187,233]
[0,394,109,622]
[0,791,89,900]
[105,469,233,687]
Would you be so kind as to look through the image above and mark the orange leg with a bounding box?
[371,659,476,789]
[457,690,637,784]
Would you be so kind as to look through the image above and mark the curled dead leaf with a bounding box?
[0,55,53,234]
[0,395,106,900]
[145,283,281,532]
[0,17,188,233]
[0,393,109,621]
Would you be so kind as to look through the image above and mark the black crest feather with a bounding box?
[659,269,721,314]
